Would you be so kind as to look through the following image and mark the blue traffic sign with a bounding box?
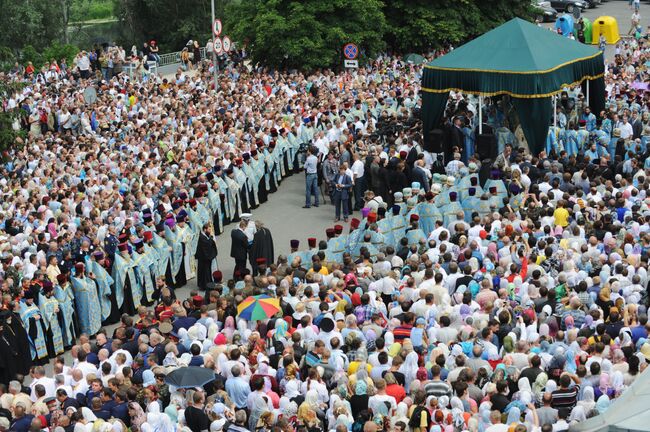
[343,43,358,60]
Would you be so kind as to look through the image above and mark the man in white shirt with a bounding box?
[617,115,634,140]
[368,379,397,415]
[428,220,450,244]
[351,155,366,211]
[314,131,330,158]
[74,350,99,378]
[29,366,56,402]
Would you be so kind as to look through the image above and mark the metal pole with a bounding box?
[554,95,557,127]
[586,79,590,107]
[210,0,218,91]
[478,96,483,134]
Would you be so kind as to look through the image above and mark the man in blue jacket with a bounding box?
[332,165,353,222]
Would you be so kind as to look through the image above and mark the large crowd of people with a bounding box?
[0,28,649,432]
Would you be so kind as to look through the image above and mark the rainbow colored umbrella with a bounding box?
[237,294,281,321]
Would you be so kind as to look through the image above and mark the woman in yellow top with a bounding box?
[553,200,570,227]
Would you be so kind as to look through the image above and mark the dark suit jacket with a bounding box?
[230,228,249,261]
[111,402,129,424]
[411,166,430,192]
[196,232,218,261]
[332,173,353,200]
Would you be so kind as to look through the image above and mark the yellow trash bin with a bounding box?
[591,16,620,45]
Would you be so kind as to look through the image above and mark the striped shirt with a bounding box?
[424,380,452,399]
[393,324,414,343]
[551,385,580,410]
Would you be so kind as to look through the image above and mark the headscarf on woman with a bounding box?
[399,351,419,392]
[565,349,577,374]
[598,373,611,397]
[273,319,288,341]
[248,392,271,431]
[610,371,625,395]
[223,316,236,342]
[478,402,492,432]
[578,386,596,412]
[505,407,521,425]
[545,380,558,394]
[568,406,587,424]
[129,402,147,432]
[392,402,409,426]
[532,373,548,403]
[596,395,610,415]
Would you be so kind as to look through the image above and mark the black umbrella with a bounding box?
[164,366,216,388]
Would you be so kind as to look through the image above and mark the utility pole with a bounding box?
[210,0,218,91]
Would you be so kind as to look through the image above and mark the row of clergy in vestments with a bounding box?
[14,135,308,364]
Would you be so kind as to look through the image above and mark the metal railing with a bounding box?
[158,47,207,67]
[120,47,206,79]
[121,61,158,79]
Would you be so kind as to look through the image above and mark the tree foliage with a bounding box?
[0,0,67,50]
[384,0,535,53]
[0,81,25,154]
[112,0,221,52]
[225,0,386,70]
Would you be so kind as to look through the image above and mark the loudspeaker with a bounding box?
[424,129,444,153]
[476,133,497,160]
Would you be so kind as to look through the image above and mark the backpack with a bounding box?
[409,405,431,429]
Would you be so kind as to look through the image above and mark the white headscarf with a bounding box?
[399,352,419,392]
[578,386,596,412]
[569,406,587,424]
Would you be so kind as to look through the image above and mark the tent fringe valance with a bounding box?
[421,73,604,99]
[423,51,602,75]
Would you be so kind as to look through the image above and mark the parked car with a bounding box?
[583,0,601,7]
[549,0,589,13]
[533,1,559,22]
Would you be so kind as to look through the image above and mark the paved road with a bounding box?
[37,172,343,377]
[212,172,349,278]
[542,0,641,58]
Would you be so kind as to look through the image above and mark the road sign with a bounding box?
[212,19,222,37]
[214,37,223,54]
[343,43,358,60]
[223,36,231,53]
[344,59,359,69]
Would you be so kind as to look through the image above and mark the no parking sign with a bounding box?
[343,43,359,60]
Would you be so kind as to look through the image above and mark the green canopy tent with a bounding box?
[421,18,605,155]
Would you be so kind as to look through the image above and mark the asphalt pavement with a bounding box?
[542,0,641,59]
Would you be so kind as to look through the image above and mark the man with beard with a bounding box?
[249,221,274,276]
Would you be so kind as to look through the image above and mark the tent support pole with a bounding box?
[479,96,483,134]
[554,95,557,127]
[586,80,590,106]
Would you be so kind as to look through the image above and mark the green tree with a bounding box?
[384,0,534,53]
[0,0,67,50]
[113,0,220,52]
[226,0,386,70]
[0,81,25,154]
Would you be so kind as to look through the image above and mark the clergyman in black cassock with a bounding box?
[195,224,218,290]
[0,310,32,380]
[230,221,249,278]
[249,222,275,276]
[0,311,21,386]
